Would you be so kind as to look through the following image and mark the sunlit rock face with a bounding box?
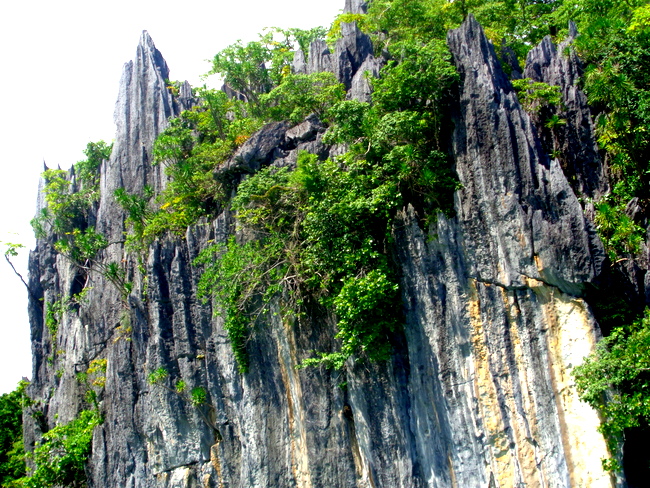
[26,11,621,488]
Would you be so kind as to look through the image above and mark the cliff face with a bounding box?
[26,14,625,488]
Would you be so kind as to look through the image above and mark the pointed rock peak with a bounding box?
[568,21,578,40]
[449,14,506,65]
[334,21,373,88]
[177,80,195,112]
[106,27,178,206]
[523,21,606,199]
[448,15,510,90]
[344,0,368,14]
[524,36,556,78]
[139,30,155,49]
[448,14,487,53]
[457,13,483,40]
[292,49,307,74]
[135,30,170,82]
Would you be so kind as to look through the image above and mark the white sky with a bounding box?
[0,0,343,394]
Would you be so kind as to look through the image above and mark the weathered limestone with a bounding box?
[334,22,374,89]
[447,15,604,296]
[344,0,368,14]
[307,39,333,75]
[524,24,608,200]
[347,55,383,103]
[300,19,379,102]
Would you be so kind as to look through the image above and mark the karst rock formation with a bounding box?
[25,6,641,488]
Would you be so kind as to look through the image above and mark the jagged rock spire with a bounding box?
[344,0,368,14]
[97,31,182,243]
[110,30,177,194]
[524,26,607,199]
[447,14,603,293]
[26,10,617,488]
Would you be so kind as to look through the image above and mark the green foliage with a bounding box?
[34,141,112,233]
[175,380,186,393]
[261,72,345,124]
[10,409,101,488]
[113,186,153,245]
[98,261,132,302]
[332,270,400,360]
[628,4,650,35]
[44,289,90,344]
[196,15,460,370]
[282,26,328,57]
[147,368,168,385]
[2,242,24,259]
[364,0,452,52]
[207,27,328,112]
[75,141,112,187]
[594,199,645,260]
[45,296,73,341]
[31,141,112,276]
[54,228,108,267]
[360,0,647,265]
[326,13,369,45]
[196,235,289,373]
[0,381,29,485]
[117,89,264,246]
[551,0,650,261]
[574,308,650,471]
[511,78,563,113]
[190,387,207,407]
[209,39,274,109]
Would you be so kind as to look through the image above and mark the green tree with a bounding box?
[207,27,327,114]
[208,39,274,110]
[0,381,28,485]
[12,410,101,488]
[31,141,113,266]
[261,72,346,124]
[574,308,650,471]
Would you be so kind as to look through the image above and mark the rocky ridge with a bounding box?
[25,12,628,488]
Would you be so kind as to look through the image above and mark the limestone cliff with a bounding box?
[25,13,630,488]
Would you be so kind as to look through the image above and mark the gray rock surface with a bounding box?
[347,55,383,102]
[292,49,307,74]
[177,80,195,112]
[344,0,368,14]
[524,27,608,200]
[26,14,621,488]
[222,120,290,175]
[306,39,333,75]
[447,15,604,296]
[304,21,379,98]
[334,22,374,89]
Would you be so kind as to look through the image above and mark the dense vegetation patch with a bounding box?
[0,382,28,486]
[9,409,102,488]
[3,364,106,488]
[191,19,460,371]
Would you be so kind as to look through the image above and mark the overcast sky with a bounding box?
[0,0,343,394]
